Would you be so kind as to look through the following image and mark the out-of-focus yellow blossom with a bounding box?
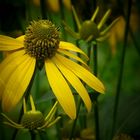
[0,20,105,119]
[63,6,119,42]
[33,0,40,7]
[47,0,60,12]
[113,133,134,140]
[33,0,71,11]
[2,95,60,131]
[108,7,139,55]
[63,0,72,10]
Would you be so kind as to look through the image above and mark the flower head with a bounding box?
[1,95,60,131]
[63,6,119,42]
[0,20,105,119]
[24,20,60,60]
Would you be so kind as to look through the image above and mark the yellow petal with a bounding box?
[91,6,99,22]
[100,17,120,36]
[0,50,26,99]
[47,0,60,12]
[59,41,88,60]
[2,54,36,111]
[63,0,72,10]
[45,59,76,119]
[0,35,23,51]
[52,57,92,112]
[71,6,81,30]
[57,50,89,68]
[55,54,105,94]
[0,50,25,67]
[97,9,111,30]
[16,35,25,42]
[30,95,36,111]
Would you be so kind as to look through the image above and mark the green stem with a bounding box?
[69,98,82,140]
[59,0,67,41]
[30,131,36,140]
[40,0,47,19]
[93,42,97,76]
[39,131,48,140]
[11,67,37,140]
[111,0,132,139]
[25,0,32,22]
[87,45,92,66]
[92,41,100,140]
[34,69,40,99]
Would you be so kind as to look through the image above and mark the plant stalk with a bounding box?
[92,41,100,140]
[111,0,132,139]
[40,0,47,19]
[30,130,36,140]
[69,98,82,140]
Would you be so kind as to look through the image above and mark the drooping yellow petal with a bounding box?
[62,21,80,39]
[1,113,24,128]
[46,116,61,128]
[30,95,36,111]
[45,59,76,119]
[0,35,24,51]
[100,17,120,36]
[55,54,105,94]
[23,98,27,113]
[57,49,89,68]
[0,50,25,67]
[2,54,36,112]
[91,6,99,22]
[59,41,88,60]
[16,35,25,42]
[97,9,111,30]
[71,6,81,30]
[39,101,59,129]
[0,50,26,99]
[45,101,58,121]
[52,57,92,112]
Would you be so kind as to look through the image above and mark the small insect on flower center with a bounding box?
[21,111,45,130]
[24,20,60,60]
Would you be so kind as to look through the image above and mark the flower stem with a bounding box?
[40,0,47,19]
[87,45,92,66]
[30,130,36,140]
[111,0,132,139]
[25,0,32,22]
[39,131,48,140]
[69,97,82,140]
[92,41,100,140]
[92,41,98,76]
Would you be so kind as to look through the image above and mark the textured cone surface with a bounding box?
[21,111,45,130]
[24,20,60,60]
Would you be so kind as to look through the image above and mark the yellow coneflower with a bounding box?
[0,20,105,119]
[2,95,60,131]
[108,8,139,55]
[63,6,119,42]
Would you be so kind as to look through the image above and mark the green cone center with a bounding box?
[21,111,45,130]
[24,20,60,60]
